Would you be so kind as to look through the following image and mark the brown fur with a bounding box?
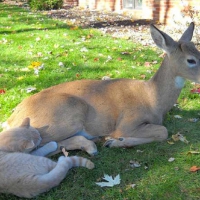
[5,23,200,155]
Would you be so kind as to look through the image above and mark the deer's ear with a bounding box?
[150,24,177,55]
[179,22,194,42]
[20,117,30,128]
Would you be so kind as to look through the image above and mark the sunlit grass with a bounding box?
[0,3,200,200]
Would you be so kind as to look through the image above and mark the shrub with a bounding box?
[28,0,63,10]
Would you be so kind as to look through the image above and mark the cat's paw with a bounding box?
[46,141,58,152]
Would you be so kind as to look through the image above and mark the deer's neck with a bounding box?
[149,56,184,115]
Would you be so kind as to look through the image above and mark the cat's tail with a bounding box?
[64,156,94,169]
[23,156,94,198]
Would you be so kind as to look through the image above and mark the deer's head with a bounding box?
[150,22,200,84]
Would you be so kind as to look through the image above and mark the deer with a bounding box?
[3,22,200,156]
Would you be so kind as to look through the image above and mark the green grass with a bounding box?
[0,3,200,200]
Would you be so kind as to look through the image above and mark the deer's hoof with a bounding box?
[103,139,114,147]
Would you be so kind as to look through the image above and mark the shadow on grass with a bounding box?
[0,4,70,34]
[88,19,156,29]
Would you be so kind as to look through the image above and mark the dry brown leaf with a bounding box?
[172,133,189,144]
[190,166,200,172]
[140,74,146,79]
[144,62,151,67]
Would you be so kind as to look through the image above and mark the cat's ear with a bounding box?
[23,140,35,150]
[37,125,49,133]
[20,118,30,128]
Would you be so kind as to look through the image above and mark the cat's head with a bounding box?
[0,118,42,153]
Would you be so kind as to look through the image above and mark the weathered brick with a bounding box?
[63,0,198,24]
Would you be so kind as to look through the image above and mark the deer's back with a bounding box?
[7,79,159,139]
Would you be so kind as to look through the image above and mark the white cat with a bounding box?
[0,118,94,198]
[0,117,57,156]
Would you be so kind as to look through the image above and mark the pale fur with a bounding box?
[4,22,200,155]
[0,152,94,198]
[0,118,57,156]
[0,118,41,153]
[0,119,94,198]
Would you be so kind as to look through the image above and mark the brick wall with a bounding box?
[143,0,200,24]
[63,0,199,25]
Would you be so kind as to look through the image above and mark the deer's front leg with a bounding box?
[104,124,168,148]
[48,136,98,156]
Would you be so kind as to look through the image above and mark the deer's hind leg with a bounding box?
[47,135,98,157]
[104,124,168,148]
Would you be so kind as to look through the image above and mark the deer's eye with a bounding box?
[187,59,196,65]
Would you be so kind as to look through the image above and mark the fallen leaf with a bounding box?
[168,157,175,162]
[167,141,175,145]
[146,70,152,74]
[80,47,88,52]
[188,118,199,123]
[70,26,78,30]
[102,76,111,80]
[76,73,80,78]
[61,148,69,157]
[58,62,64,67]
[136,150,144,153]
[144,62,151,67]
[37,52,43,57]
[174,115,182,119]
[86,34,93,39]
[126,183,136,189]
[187,151,200,155]
[130,160,141,168]
[174,167,179,171]
[20,67,30,72]
[191,88,200,94]
[96,174,120,187]
[105,55,112,63]
[121,51,130,55]
[34,69,39,75]
[172,133,189,144]
[0,89,5,94]
[17,76,24,80]
[94,57,99,62]
[28,61,42,69]
[172,134,180,142]
[140,74,146,79]
[117,57,122,61]
[144,163,149,170]
[26,87,36,93]
[190,166,200,172]
[54,44,59,48]
[159,53,166,58]
[36,37,41,42]
[152,60,158,64]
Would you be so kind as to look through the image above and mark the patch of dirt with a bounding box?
[45,7,200,46]
[46,7,161,46]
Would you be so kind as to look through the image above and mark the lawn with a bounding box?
[0,3,200,200]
